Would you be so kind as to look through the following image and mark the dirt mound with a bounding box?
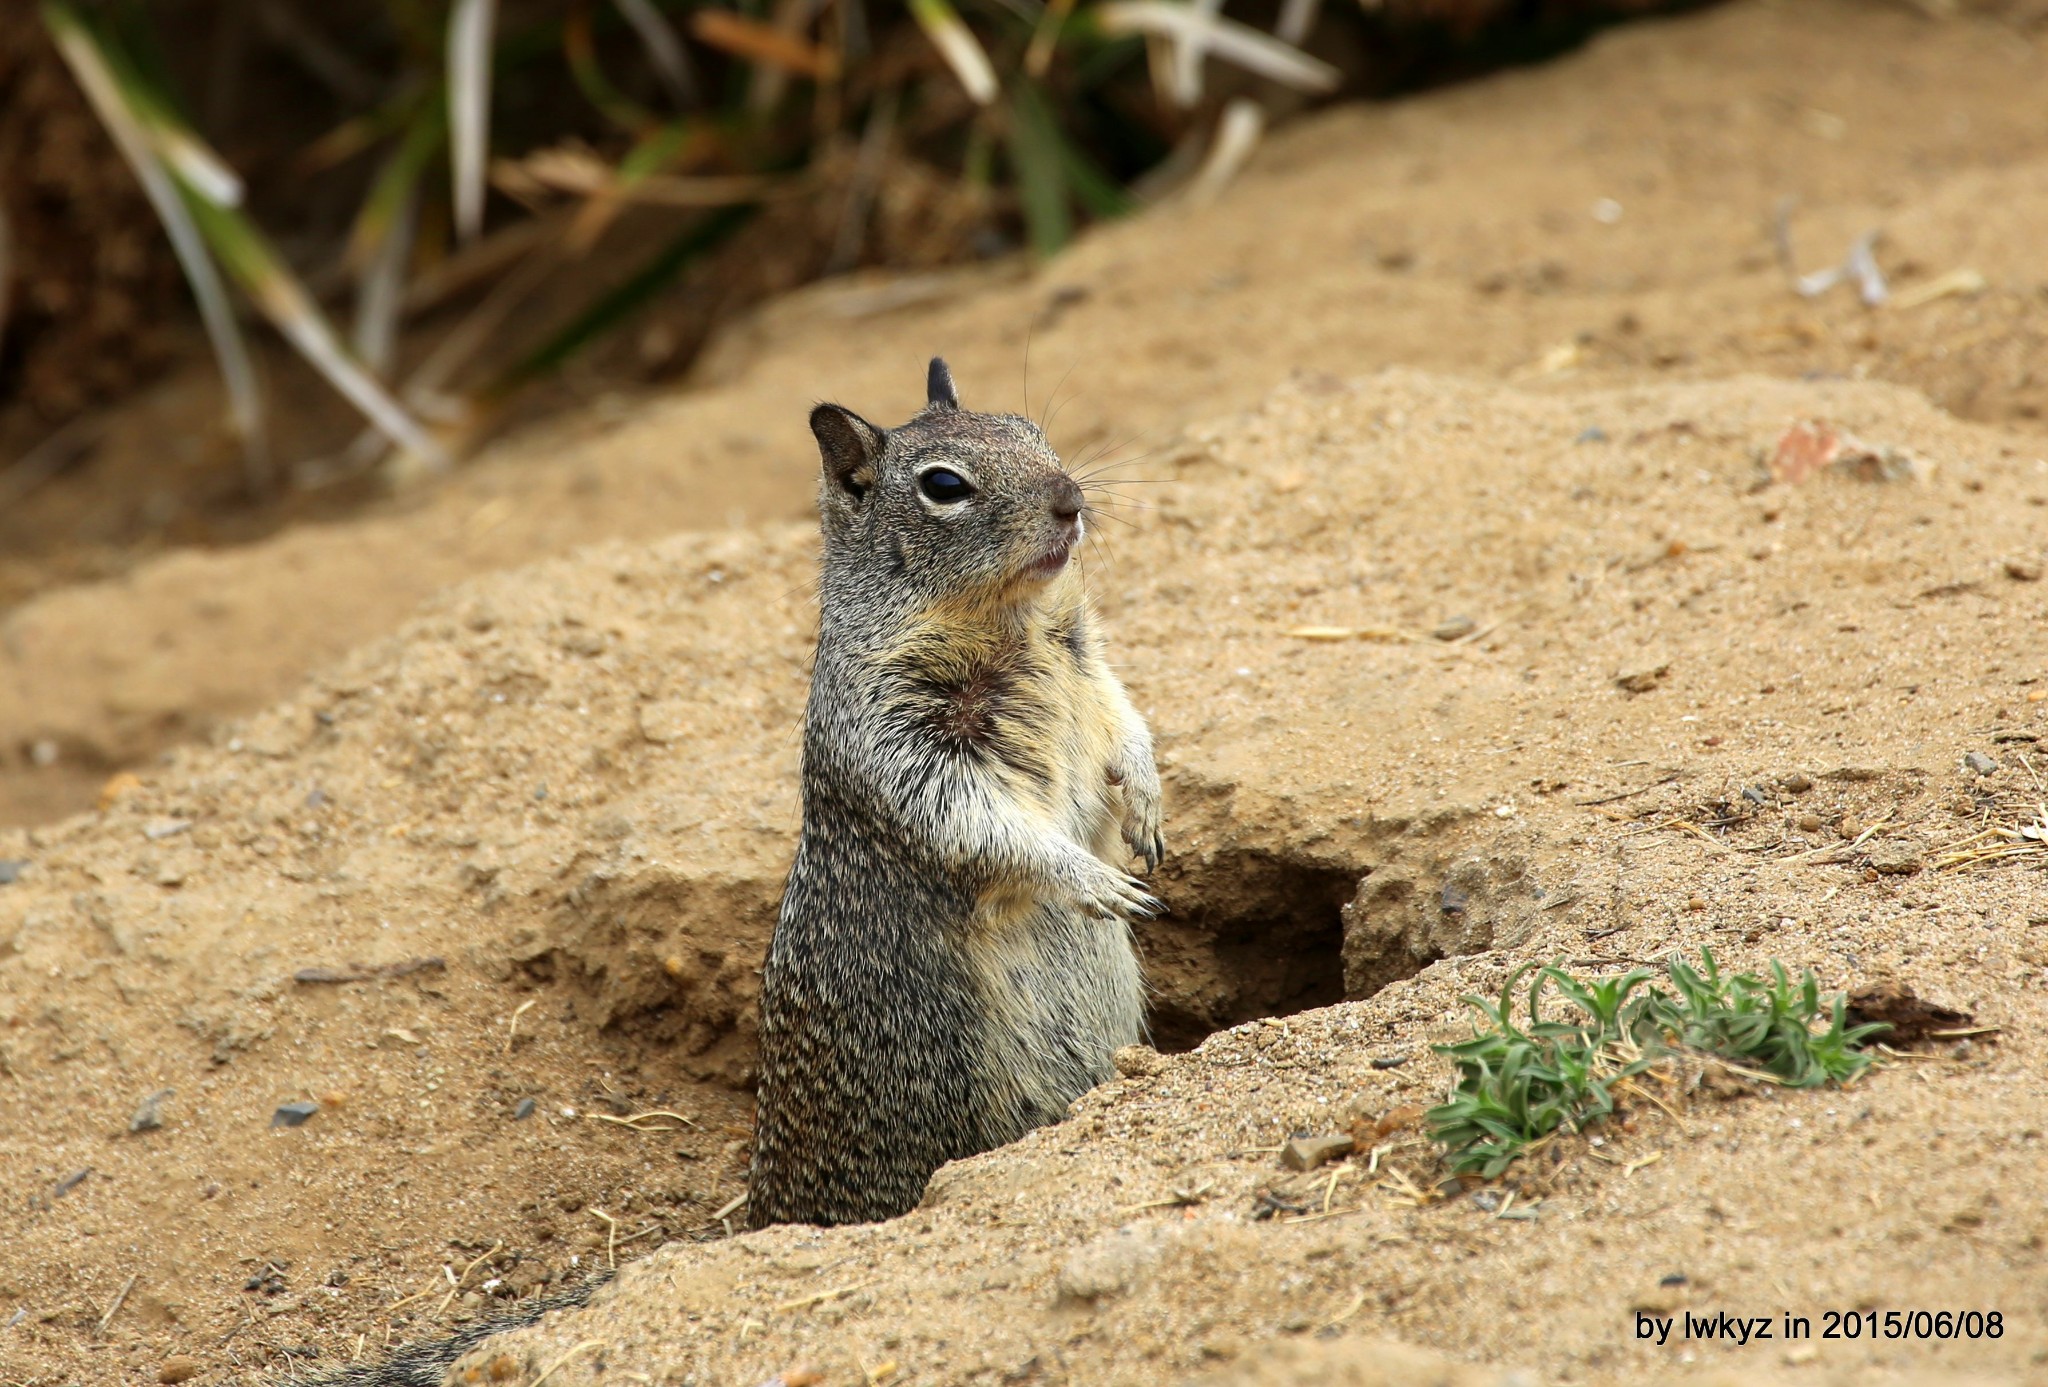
[6,363,2048,1384]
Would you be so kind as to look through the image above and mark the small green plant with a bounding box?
[1426,950,1886,1178]
[1637,951,1881,1089]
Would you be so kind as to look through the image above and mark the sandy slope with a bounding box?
[4,3,2048,1385]
[8,0,2048,825]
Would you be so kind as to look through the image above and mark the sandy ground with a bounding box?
[5,2,2048,1384]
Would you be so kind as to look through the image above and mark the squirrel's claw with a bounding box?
[1123,823,1165,874]
[1114,876,1163,917]
[1073,863,1164,923]
[1114,765,1165,875]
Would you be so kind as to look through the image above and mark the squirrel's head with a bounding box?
[810,358,1085,607]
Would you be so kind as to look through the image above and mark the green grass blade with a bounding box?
[1060,137,1136,220]
[1007,83,1072,259]
[1024,0,1078,79]
[349,97,447,265]
[353,179,419,376]
[491,202,756,393]
[349,103,444,373]
[568,0,656,132]
[182,190,447,469]
[44,1,267,477]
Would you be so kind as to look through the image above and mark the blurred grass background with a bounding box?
[1,0,1702,502]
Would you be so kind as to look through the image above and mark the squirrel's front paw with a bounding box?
[1112,764,1165,873]
[1071,861,1165,923]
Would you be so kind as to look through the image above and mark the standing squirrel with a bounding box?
[747,357,1166,1228]
[318,359,1159,1385]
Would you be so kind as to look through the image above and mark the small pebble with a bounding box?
[1780,771,1814,793]
[1965,751,1999,775]
[513,1098,537,1121]
[159,1356,203,1384]
[0,859,23,885]
[1112,1044,1166,1078]
[638,699,695,745]
[1369,1053,1410,1070]
[53,1168,90,1199]
[271,1100,320,1129]
[1615,661,1670,694]
[1741,785,1769,806]
[1576,426,1609,444]
[2004,558,2043,583]
[130,1088,173,1134]
[1056,1227,1165,1302]
[1432,615,1477,642]
[1280,1134,1355,1171]
[1796,813,1823,833]
[1867,840,1926,876]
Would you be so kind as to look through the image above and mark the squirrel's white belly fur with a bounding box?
[960,672,1145,1127]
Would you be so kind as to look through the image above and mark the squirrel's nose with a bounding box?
[1050,476,1083,522]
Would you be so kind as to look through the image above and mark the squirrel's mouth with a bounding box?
[1026,539,1072,577]
[1026,523,1079,578]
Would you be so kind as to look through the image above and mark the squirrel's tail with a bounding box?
[311,1275,610,1386]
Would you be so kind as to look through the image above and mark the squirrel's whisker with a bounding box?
[1082,525,1119,573]
[1041,359,1080,433]
[1022,325,1035,420]
[1071,444,1166,483]
[1080,489,1152,509]
[1066,428,1144,472]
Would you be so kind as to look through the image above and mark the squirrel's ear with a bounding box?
[810,403,885,501]
[926,357,960,411]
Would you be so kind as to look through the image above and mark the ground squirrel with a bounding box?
[747,357,1166,1228]
[320,359,1159,1383]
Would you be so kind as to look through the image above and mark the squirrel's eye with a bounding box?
[918,469,974,503]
